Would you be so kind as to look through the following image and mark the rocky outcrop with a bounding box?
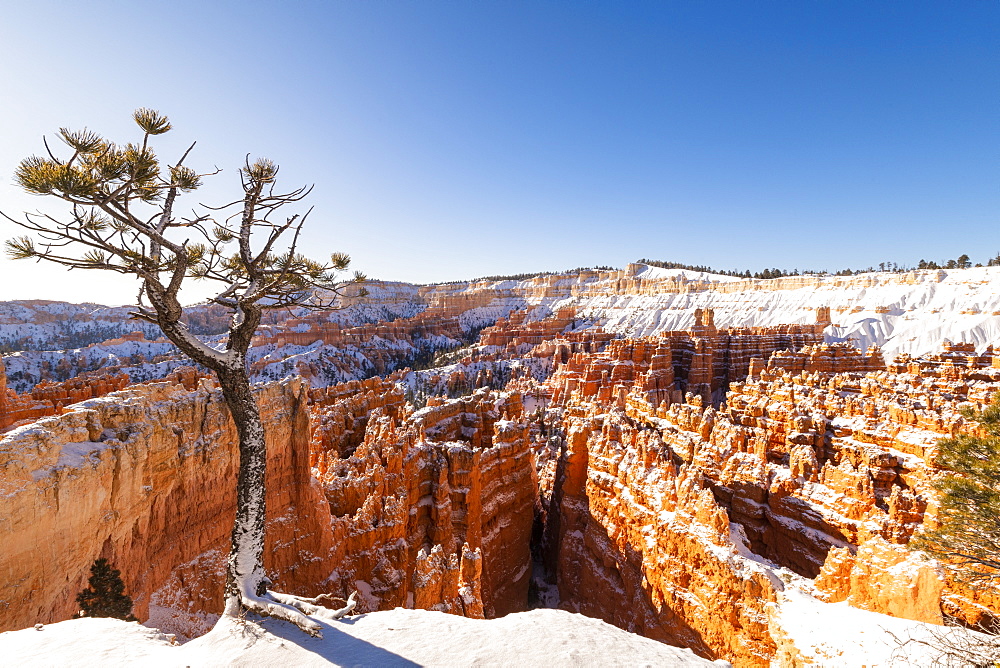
[252,282,510,376]
[0,377,335,634]
[0,354,132,432]
[0,356,55,431]
[311,387,537,619]
[28,371,131,411]
[529,334,1000,664]
[762,341,885,376]
[546,308,827,408]
[309,372,409,459]
[546,409,779,664]
[0,365,541,636]
[4,270,1000,663]
[479,307,579,349]
[814,537,945,623]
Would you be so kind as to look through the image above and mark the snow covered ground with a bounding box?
[0,608,720,667]
[773,584,993,667]
[555,266,1000,360]
[2,339,182,392]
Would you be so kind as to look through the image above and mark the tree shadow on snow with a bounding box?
[252,615,423,667]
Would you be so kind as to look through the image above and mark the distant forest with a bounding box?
[427,266,617,286]
[420,252,1000,287]
[637,252,1000,279]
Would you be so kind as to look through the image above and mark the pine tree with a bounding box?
[5,109,363,636]
[76,558,136,620]
[912,398,1000,584]
[902,400,1000,668]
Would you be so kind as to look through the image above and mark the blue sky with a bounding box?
[0,1,997,304]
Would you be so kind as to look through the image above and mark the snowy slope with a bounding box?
[0,302,200,351]
[2,340,182,392]
[773,584,993,667]
[0,608,719,667]
[6,266,1000,390]
[632,266,744,283]
[513,266,1000,360]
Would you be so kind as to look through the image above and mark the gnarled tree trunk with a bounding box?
[217,365,269,615]
[213,360,357,635]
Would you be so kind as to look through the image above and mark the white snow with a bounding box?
[7,266,1000,394]
[0,608,718,667]
[633,265,744,283]
[773,583,989,667]
[517,266,1000,360]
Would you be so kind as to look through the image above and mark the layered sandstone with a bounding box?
[0,355,55,430]
[29,371,131,411]
[526,331,1000,663]
[0,365,542,636]
[479,307,578,349]
[545,408,779,663]
[238,283,521,385]
[398,306,1000,662]
[546,307,827,408]
[0,356,132,432]
[256,280,504,347]
[0,377,336,635]
[8,264,1000,395]
[4,281,1000,663]
[311,387,537,618]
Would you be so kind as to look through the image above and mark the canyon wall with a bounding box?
[310,381,537,618]
[8,264,1000,396]
[0,377,334,634]
[0,368,540,637]
[0,355,131,432]
[3,267,1000,662]
[427,265,1000,362]
[532,328,1000,664]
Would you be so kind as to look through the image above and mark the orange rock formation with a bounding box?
[0,356,131,432]
[0,356,55,430]
[0,377,334,637]
[0,370,539,636]
[3,295,1000,664]
[252,283,505,375]
[531,332,1000,663]
[311,385,536,618]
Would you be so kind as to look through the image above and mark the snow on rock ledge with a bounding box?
[417,265,1000,360]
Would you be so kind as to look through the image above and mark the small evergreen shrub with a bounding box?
[76,558,136,621]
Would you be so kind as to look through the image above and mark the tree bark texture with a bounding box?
[217,365,269,615]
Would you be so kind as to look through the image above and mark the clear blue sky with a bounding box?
[0,1,997,304]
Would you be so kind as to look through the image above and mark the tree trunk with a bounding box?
[212,358,352,636]
[217,365,269,616]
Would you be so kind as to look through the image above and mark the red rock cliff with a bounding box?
[311,386,537,618]
[0,377,335,635]
[533,334,1000,664]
